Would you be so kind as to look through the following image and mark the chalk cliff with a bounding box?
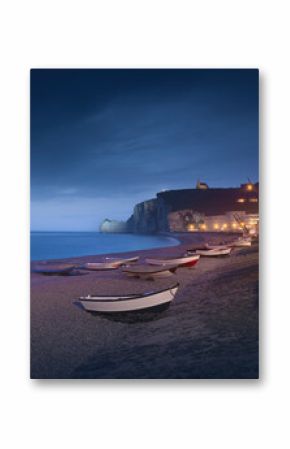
[127,198,170,233]
[99,218,127,233]
[100,184,259,234]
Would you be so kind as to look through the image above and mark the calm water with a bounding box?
[30,232,179,261]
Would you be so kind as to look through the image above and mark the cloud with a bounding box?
[31,69,258,230]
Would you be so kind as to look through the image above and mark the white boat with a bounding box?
[82,256,139,271]
[78,283,179,313]
[191,247,232,257]
[146,254,200,268]
[33,263,76,275]
[230,238,252,247]
[206,244,231,250]
[82,262,121,270]
[105,256,139,265]
[187,243,230,252]
[122,263,178,280]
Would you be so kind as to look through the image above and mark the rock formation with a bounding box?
[99,218,127,233]
[126,197,170,233]
[100,183,259,234]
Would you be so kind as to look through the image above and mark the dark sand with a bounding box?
[30,233,259,379]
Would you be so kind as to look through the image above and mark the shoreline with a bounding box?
[30,231,258,379]
[30,231,180,263]
[31,231,240,265]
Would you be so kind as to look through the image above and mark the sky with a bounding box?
[31,69,258,231]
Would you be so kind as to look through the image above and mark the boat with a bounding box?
[77,283,180,313]
[122,263,178,280]
[146,254,200,268]
[189,247,232,257]
[206,244,231,250]
[82,262,121,271]
[105,256,139,265]
[33,263,76,275]
[187,243,230,252]
[230,238,252,247]
[82,256,139,271]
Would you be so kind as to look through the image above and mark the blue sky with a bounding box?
[31,69,258,231]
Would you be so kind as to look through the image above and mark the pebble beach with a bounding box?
[30,232,259,379]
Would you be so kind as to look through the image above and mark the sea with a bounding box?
[30,231,179,261]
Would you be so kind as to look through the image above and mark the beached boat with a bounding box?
[187,243,230,252]
[82,256,139,271]
[122,263,178,280]
[146,254,200,268]
[78,283,179,313]
[82,262,121,270]
[230,238,252,247]
[206,244,231,250]
[190,247,232,257]
[105,256,139,265]
[33,263,76,275]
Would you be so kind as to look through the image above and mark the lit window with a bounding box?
[246,184,253,191]
[249,198,258,203]
[237,198,245,203]
[188,224,195,232]
[200,224,207,230]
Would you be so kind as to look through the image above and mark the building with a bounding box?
[111,181,259,234]
[196,179,209,189]
[160,181,259,233]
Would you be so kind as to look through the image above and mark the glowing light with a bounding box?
[237,198,245,203]
[246,184,253,191]
[214,224,219,230]
[232,223,237,228]
[201,224,207,230]
[188,224,195,232]
[249,198,258,202]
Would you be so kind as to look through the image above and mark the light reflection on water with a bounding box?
[30,231,179,261]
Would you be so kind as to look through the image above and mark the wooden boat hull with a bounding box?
[206,244,230,250]
[82,262,120,270]
[122,264,177,280]
[33,263,76,275]
[146,255,200,268]
[192,248,232,257]
[105,256,139,265]
[231,240,252,247]
[78,284,179,313]
[187,244,229,252]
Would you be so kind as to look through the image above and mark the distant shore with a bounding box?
[30,231,258,379]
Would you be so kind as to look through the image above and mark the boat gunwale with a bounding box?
[122,263,178,274]
[79,282,179,302]
[105,256,139,262]
[188,248,232,254]
[81,263,120,270]
[186,245,230,252]
[146,255,200,263]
